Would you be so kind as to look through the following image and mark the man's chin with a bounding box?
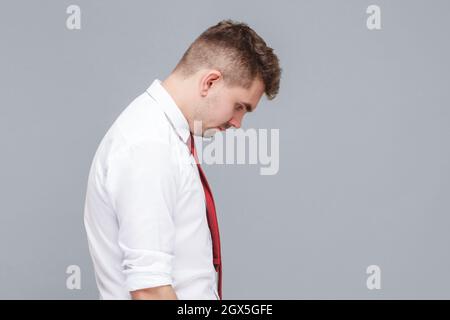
[203,127,222,138]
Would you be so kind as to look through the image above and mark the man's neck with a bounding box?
[161,75,194,132]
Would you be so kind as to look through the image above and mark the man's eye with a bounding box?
[236,105,244,111]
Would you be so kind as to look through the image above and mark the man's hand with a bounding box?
[130,284,178,300]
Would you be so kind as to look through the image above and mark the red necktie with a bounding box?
[189,132,223,300]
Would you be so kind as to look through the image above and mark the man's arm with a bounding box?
[105,142,178,298]
[130,284,178,300]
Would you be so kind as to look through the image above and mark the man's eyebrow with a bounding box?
[240,102,254,112]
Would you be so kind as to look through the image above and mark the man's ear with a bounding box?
[199,70,222,97]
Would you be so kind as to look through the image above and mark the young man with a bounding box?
[84,20,281,300]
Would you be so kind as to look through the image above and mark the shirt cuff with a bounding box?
[125,272,173,292]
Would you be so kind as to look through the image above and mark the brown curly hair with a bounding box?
[173,20,281,100]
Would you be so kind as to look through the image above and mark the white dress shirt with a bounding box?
[84,79,219,300]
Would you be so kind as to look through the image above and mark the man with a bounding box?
[84,20,281,300]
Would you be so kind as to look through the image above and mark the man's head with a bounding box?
[162,20,281,137]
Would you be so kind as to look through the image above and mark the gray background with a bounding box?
[1,0,449,299]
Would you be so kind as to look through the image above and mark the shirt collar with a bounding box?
[146,79,191,144]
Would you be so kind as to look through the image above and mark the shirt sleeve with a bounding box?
[104,139,179,292]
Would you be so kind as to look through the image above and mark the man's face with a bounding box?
[195,75,265,137]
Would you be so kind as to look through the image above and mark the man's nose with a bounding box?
[229,115,243,129]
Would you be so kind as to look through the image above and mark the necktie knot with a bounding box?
[189,133,197,158]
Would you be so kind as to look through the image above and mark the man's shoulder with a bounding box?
[115,91,170,144]
[92,90,175,168]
